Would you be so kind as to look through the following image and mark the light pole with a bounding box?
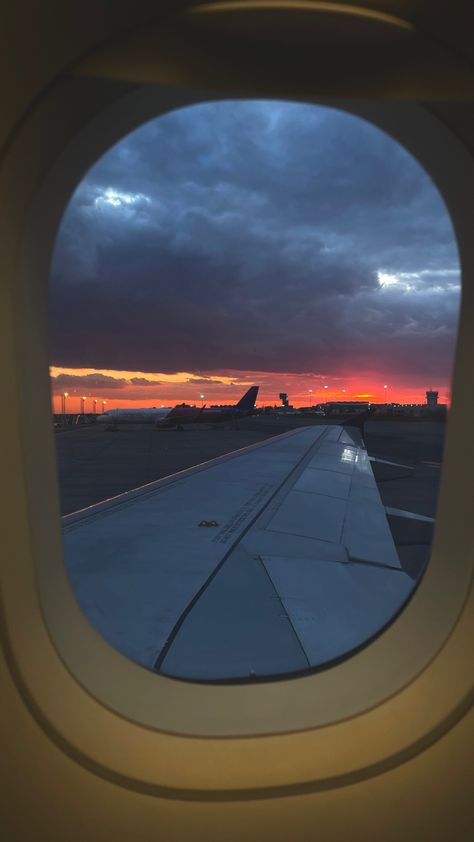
[102,401,107,413]
[383,384,388,404]
[62,392,68,424]
[200,393,205,406]
[93,399,97,415]
[81,396,86,414]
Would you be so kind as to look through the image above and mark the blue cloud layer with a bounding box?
[49,100,460,380]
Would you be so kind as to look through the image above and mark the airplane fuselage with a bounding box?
[96,407,172,424]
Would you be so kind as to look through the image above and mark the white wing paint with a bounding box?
[62,425,415,681]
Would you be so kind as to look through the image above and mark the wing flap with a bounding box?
[260,554,413,668]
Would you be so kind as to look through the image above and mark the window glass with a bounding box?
[49,101,460,681]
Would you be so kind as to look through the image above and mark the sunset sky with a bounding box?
[49,100,460,413]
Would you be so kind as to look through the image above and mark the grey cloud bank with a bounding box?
[49,100,460,383]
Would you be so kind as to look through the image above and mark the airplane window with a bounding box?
[48,100,460,682]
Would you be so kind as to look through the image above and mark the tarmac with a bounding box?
[55,415,445,581]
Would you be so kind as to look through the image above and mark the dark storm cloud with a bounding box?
[186,377,225,385]
[48,101,460,379]
[51,372,163,393]
[51,372,128,391]
[129,377,162,386]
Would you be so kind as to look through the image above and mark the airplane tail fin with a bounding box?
[342,406,376,435]
[236,386,259,410]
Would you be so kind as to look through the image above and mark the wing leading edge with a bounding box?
[62,425,415,681]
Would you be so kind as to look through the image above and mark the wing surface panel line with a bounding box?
[153,428,332,671]
[242,427,360,537]
[256,554,311,670]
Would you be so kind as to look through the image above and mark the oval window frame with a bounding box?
[3,78,473,799]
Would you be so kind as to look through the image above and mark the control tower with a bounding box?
[426,390,438,407]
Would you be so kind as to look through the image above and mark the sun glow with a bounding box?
[377,271,416,291]
[49,367,244,386]
[49,366,451,413]
[94,188,150,208]
[377,268,460,293]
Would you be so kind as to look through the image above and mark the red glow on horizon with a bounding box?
[50,367,451,413]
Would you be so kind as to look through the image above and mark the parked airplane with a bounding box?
[155,385,259,429]
[95,386,259,429]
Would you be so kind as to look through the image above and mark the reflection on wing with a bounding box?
[63,425,414,681]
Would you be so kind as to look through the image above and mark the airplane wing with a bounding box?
[62,425,415,681]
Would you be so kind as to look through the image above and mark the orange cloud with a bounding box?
[50,366,451,413]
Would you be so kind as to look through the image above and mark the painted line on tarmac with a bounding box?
[385,506,435,523]
[369,456,414,470]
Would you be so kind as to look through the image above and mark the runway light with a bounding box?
[62,392,69,423]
